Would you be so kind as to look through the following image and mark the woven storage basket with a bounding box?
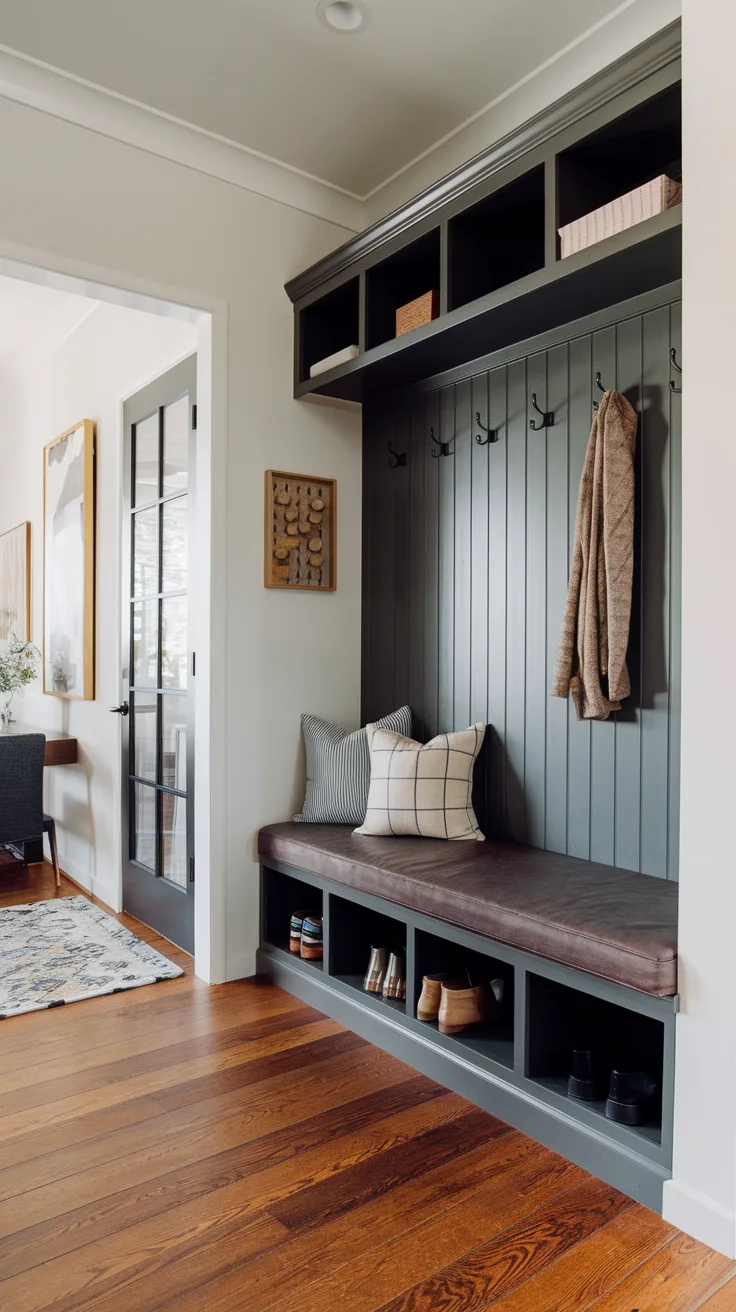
[559,175,682,259]
[396,290,439,337]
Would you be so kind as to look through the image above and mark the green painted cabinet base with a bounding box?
[258,857,676,1214]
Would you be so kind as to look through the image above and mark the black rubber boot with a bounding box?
[605,1069,659,1125]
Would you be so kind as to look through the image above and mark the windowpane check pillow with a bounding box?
[295,706,412,825]
[354,722,486,841]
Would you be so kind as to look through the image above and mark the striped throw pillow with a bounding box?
[294,706,412,825]
[355,722,486,841]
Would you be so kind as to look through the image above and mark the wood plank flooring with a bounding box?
[1,861,735,1311]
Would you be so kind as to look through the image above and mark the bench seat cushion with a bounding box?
[258,823,678,997]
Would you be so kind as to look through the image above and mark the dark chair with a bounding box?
[0,734,61,888]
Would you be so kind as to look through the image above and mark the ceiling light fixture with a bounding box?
[316,0,370,34]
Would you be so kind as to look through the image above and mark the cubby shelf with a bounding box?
[529,1074,662,1153]
[261,939,324,975]
[293,208,681,402]
[405,1015,515,1076]
[288,64,682,402]
[259,857,677,1212]
[333,974,406,1017]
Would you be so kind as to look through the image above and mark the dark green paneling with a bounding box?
[667,301,682,881]
[545,341,571,855]
[422,391,440,739]
[363,291,681,879]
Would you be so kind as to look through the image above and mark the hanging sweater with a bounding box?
[552,389,637,721]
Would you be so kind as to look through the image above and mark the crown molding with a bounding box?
[0,45,365,233]
[0,17,681,262]
[285,19,681,303]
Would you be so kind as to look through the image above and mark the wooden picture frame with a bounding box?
[43,419,96,699]
[0,522,31,643]
[264,470,336,591]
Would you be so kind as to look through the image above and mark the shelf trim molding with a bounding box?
[285,20,681,304]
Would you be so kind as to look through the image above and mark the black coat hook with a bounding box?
[529,394,554,431]
[669,347,682,393]
[388,441,407,469]
[593,371,607,410]
[429,426,454,459]
[475,412,499,445]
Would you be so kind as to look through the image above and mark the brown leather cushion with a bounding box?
[258,823,678,997]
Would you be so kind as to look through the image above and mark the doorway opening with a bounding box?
[0,255,218,976]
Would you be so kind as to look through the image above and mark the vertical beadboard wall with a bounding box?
[362,289,681,879]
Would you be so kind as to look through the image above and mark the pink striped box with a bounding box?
[559,175,682,259]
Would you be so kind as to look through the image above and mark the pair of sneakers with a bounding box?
[289,910,323,960]
[417,971,505,1035]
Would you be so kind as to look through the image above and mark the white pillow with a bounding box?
[354,723,485,841]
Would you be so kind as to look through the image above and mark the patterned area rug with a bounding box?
[0,896,184,1018]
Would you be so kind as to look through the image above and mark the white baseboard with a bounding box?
[49,853,119,915]
[662,1179,736,1258]
[225,950,258,982]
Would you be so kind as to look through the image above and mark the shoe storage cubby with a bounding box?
[526,973,665,1148]
[412,928,514,1071]
[329,893,407,1015]
[259,856,677,1211]
[261,866,324,972]
[448,166,545,311]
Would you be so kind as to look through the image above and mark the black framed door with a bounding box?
[119,355,196,952]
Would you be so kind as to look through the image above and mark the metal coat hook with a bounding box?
[475,412,499,445]
[669,348,682,393]
[429,426,454,459]
[388,441,407,469]
[593,371,607,410]
[529,394,554,431]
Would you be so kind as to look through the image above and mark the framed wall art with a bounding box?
[0,522,31,643]
[43,419,96,699]
[265,470,336,591]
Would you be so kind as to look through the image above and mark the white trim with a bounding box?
[48,852,118,917]
[0,45,363,232]
[662,1179,736,1258]
[225,951,258,982]
[0,239,228,987]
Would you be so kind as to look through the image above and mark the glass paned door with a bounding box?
[121,356,196,953]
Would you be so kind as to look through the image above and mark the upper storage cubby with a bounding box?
[366,229,441,349]
[298,277,359,382]
[286,30,681,401]
[556,83,681,237]
[449,167,545,311]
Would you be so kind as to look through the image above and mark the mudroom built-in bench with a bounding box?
[261,27,683,1218]
[257,824,678,1213]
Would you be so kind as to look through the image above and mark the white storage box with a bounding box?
[309,344,359,378]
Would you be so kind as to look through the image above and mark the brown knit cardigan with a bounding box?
[552,389,637,721]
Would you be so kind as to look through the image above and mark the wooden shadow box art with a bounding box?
[265,471,336,591]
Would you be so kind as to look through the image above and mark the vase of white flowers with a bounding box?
[0,635,40,726]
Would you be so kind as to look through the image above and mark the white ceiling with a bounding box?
[0,275,97,378]
[0,0,636,197]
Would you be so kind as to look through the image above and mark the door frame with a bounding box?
[121,355,197,953]
[0,241,227,984]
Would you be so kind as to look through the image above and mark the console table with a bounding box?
[0,722,78,767]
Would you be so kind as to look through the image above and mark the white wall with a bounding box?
[661,0,736,1258]
[0,300,197,910]
[0,95,363,982]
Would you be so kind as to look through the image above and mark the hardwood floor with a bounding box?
[0,861,735,1312]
